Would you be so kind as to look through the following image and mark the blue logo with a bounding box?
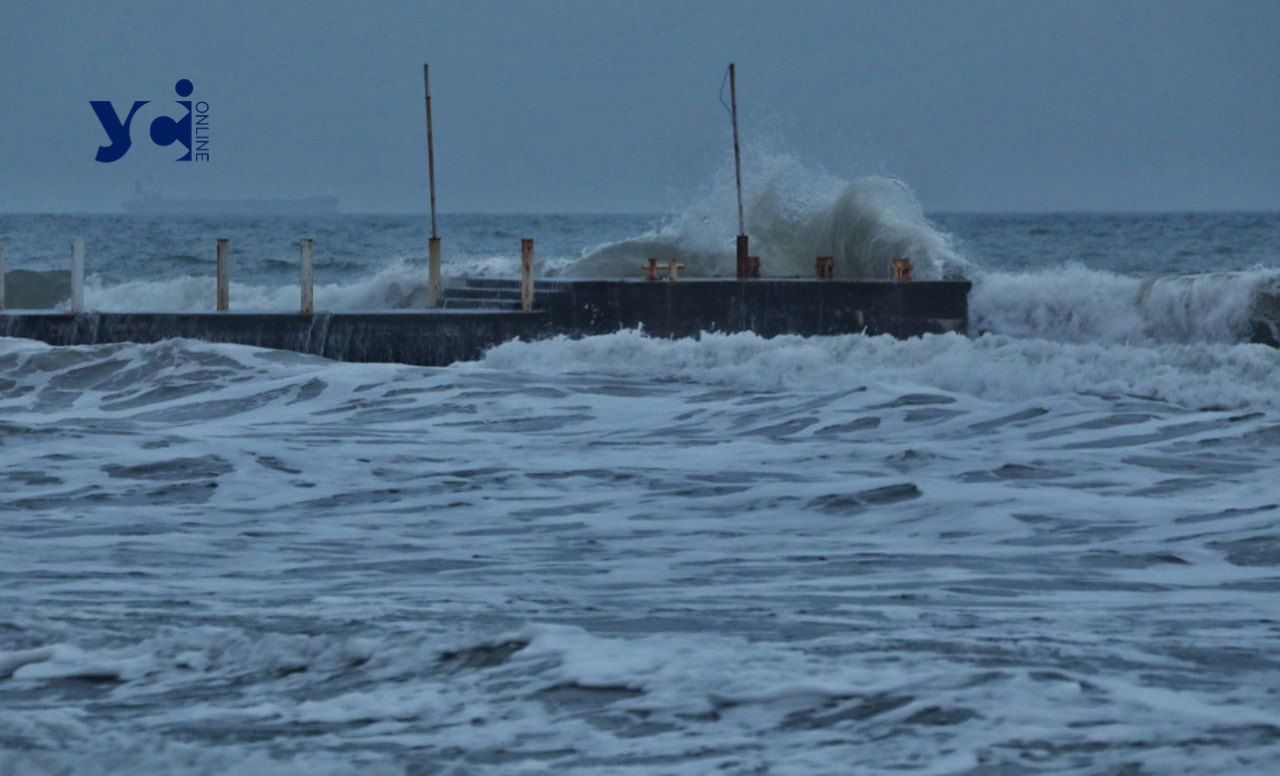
[90,79,209,163]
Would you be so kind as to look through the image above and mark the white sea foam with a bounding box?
[481,328,1280,410]
[82,256,527,312]
[3,334,1280,771]
[971,264,1279,344]
[7,166,1280,773]
[568,153,968,280]
[72,258,1277,349]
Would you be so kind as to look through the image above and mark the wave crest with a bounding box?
[566,154,968,280]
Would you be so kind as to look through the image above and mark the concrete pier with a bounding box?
[0,278,972,367]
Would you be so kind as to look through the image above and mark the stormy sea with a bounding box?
[3,156,1280,773]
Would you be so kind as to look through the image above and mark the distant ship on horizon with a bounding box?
[122,186,340,216]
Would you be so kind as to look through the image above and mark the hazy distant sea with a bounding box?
[4,171,1280,772]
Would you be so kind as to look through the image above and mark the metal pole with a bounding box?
[299,237,314,314]
[424,64,438,240]
[216,237,230,311]
[424,63,442,308]
[729,63,749,279]
[520,238,534,312]
[0,239,6,311]
[69,238,84,313]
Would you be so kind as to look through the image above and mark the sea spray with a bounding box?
[80,257,528,312]
[970,265,1280,344]
[567,153,969,279]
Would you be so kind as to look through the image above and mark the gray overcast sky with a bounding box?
[2,0,1278,214]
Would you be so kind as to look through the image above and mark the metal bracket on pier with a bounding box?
[892,258,913,282]
[816,256,834,280]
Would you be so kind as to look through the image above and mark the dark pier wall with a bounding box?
[0,280,971,367]
[0,312,549,366]
[540,279,970,338]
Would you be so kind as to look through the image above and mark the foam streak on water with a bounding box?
[3,333,1280,772]
[5,155,1280,771]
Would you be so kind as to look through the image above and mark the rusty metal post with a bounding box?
[428,237,442,308]
[69,237,84,313]
[216,237,230,311]
[891,257,914,282]
[299,237,315,314]
[424,63,442,308]
[520,238,534,312]
[0,239,5,311]
[817,256,833,280]
[643,258,658,281]
[729,63,748,279]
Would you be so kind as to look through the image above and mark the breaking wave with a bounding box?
[972,265,1280,345]
[481,328,1280,411]
[566,154,968,280]
[5,151,1278,348]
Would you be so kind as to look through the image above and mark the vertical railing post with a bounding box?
[817,256,833,280]
[643,258,658,281]
[69,238,85,313]
[520,238,534,312]
[299,237,315,314]
[216,237,230,311]
[428,236,441,308]
[0,239,6,311]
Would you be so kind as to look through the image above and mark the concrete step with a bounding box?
[461,277,566,291]
[439,283,564,312]
[446,287,523,301]
[440,298,522,310]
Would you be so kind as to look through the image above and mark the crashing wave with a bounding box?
[566,154,968,280]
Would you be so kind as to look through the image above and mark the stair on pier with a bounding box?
[439,277,562,311]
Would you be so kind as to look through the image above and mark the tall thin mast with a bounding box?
[424,63,442,307]
[730,63,744,238]
[729,63,749,278]
[424,63,438,239]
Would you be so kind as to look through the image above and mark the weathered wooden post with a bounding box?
[520,238,534,312]
[69,238,85,313]
[299,237,315,314]
[667,259,684,282]
[643,258,658,281]
[0,239,6,311]
[728,63,749,279]
[216,237,230,311]
[424,63,442,308]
